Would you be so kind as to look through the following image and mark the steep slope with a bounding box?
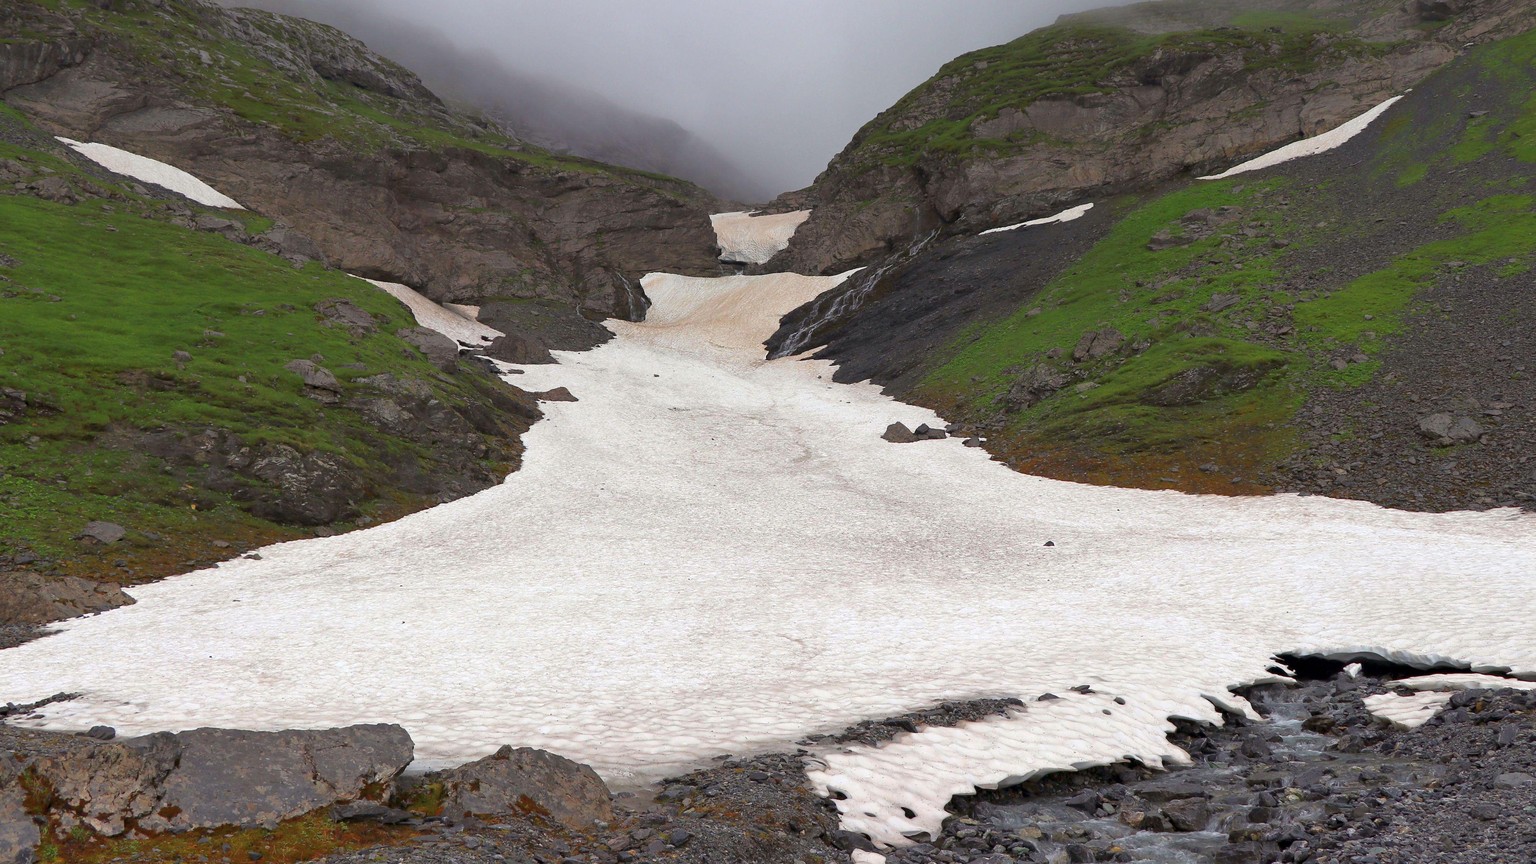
[778,25,1536,513]
[0,83,541,587]
[0,0,726,323]
[770,0,1536,276]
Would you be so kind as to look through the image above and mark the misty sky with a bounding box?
[266,0,1127,195]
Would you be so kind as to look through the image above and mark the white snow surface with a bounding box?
[979,202,1095,235]
[56,137,244,209]
[362,278,503,346]
[711,210,811,264]
[1199,96,1405,180]
[0,239,1533,847]
[1362,674,1536,730]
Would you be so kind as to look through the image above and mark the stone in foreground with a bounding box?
[438,745,613,829]
[33,725,412,836]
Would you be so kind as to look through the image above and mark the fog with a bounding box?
[227,0,1129,200]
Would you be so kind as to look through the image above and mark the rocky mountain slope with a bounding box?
[1,0,726,322]
[769,0,1536,277]
[772,7,1536,513]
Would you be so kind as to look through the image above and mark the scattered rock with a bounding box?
[536,387,578,403]
[882,422,918,444]
[1417,413,1484,444]
[284,359,343,403]
[76,521,126,545]
[437,746,613,830]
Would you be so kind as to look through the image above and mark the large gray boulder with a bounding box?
[397,327,460,371]
[34,725,412,837]
[0,769,38,864]
[1417,413,1484,444]
[0,572,134,627]
[438,746,612,830]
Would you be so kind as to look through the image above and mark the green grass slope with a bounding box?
[907,28,1536,494]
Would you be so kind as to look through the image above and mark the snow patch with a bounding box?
[1199,96,1405,180]
[711,210,811,264]
[56,137,244,209]
[1362,673,1536,730]
[0,268,1530,851]
[361,278,503,347]
[980,202,1095,235]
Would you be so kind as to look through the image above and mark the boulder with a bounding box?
[437,746,613,830]
[536,387,578,403]
[246,444,364,525]
[483,333,555,365]
[397,327,460,371]
[882,422,918,444]
[0,572,134,627]
[314,299,377,337]
[1417,413,1484,444]
[0,769,38,864]
[284,360,342,403]
[1071,329,1125,363]
[1003,364,1070,410]
[77,521,126,545]
[34,725,413,837]
[1161,797,1211,832]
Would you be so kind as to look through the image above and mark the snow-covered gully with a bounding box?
[14,137,1536,851]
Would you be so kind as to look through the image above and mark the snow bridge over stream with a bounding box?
[3,131,1534,849]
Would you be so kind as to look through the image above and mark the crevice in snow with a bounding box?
[1198,96,1406,180]
[56,137,244,209]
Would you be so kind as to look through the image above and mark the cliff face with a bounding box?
[0,0,726,317]
[771,0,1536,277]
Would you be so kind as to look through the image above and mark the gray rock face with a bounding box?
[1004,365,1070,410]
[0,769,38,864]
[0,390,25,426]
[34,725,412,837]
[396,327,460,371]
[1072,329,1125,363]
[1417,413,1485,444]
[438,745,613,830]
[314,299,377,337]
[0,571,134,627]
[246,444,365,525]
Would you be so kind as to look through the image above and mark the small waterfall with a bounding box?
[770,228,939,359]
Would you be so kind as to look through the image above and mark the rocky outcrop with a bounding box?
[0,766,37,864]
[437,746,613,830]
[32,725,413,837]
[0,1,724,318]
[773,0,1536,276]
[0,572,134,627]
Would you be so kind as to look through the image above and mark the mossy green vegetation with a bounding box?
[0,188,510,579]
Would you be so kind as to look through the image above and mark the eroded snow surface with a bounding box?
[363,278,503,346]
[1199,96,1406,180]
[56,138,244,209]
[711,210,811,264]
[1363,673,1536,730]
[979,202,1095,235]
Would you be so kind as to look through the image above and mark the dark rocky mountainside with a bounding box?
[770,0,1536,514]
[770,0,1536,277]
[1,0,726,319]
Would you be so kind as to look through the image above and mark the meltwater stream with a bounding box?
[6,143,1536,849]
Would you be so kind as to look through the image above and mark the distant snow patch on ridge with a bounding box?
[711,210,811,264]
[56,138,244,209]
[1199,95,1406,180]
[361,278,503,346]
[980,202,1095,236]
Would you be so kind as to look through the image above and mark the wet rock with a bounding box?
[1162,797,1212,832]
[34,725,412,836]
[0,571,134,626]
[397,327,460,371]
[882,422,918,443]
[437,746,614,830]
[76,521,126,545]
[314,299,377,337]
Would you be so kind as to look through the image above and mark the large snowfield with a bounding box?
[13,136,1535,848]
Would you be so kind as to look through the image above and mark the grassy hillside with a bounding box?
[900,27,1536,499]
[0,117,532,582]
